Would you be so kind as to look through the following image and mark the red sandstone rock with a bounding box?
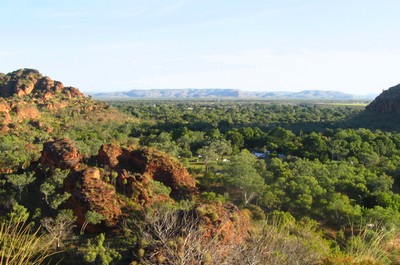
[195,202,250,244]
[65,167,124,233]
[0,99,10,112]
[41,138,82,170]
[15,105,41,121]
[98,144,123,168]
[0,68,83,99]
[98,144,197,201]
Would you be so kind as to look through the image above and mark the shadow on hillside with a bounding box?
[272,110,400,133]
[338,110,400,132]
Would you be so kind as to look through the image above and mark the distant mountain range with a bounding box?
[91,89,376,100]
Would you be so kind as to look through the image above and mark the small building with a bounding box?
[253,152,266,158]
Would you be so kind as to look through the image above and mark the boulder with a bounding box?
[41,138,82,170]
[98,144,197,200]
[65,167,124,233]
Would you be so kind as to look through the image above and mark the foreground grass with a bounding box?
[0,216,57,265]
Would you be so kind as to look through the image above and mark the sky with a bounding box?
[1,0,400,94]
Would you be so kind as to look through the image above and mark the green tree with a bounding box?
[6,172,36,200]
[83,233,121,265]
[326,193,362,226]
[267,126,298,153]
[8,203,29,222]
[81,210,105,235]
[40,182,55,205]
[328,139,349,160]
[40,168,70,207]
[222,150,267,204]
[225,129,244,153]
[301,132,328,161]
[197,145,218,172]
[50,192,71,210]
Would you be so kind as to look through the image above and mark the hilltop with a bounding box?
[366,84,400,114]
[0,68,135,171]
[344,83,400,131]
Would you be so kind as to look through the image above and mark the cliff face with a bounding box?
[366,84,400,114]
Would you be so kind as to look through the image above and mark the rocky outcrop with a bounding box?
[15,104,41,121]
[98,144,123,168]
[37,140,199,232]
[131,147,197,199]
[0,68,84,99]
[195,202,250,244]
[65,168,124,233]
[366,84,400,114]
[0,98,10,112]
[98,144,197,200]
[41,138,82,170]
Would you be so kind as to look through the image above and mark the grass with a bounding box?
[324,223,398,264]
[0,216,57,265]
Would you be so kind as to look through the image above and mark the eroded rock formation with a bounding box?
[0,68,83,98]
[39,140,199,232]
[41,138,82,170]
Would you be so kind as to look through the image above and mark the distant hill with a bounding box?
[92,88,376,100]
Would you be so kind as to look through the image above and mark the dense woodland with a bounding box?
[111,100,400,227]
[2,70,400,265]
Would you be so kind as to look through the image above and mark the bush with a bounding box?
[246,204,266,221]
[200,191,226,203]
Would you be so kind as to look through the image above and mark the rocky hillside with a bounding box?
[0,68,249,244]
[38,139,198,232]
[366,84,400,114]
[0,69,135,172]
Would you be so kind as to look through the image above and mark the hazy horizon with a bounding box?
[1,0,400,94]
[87,87,378,97]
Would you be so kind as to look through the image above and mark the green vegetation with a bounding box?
[0,214,56,265]
[3,84,400,264]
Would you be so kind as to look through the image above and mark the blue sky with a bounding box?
[1,0,400,94]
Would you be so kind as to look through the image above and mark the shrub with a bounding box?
[246,204,266,221]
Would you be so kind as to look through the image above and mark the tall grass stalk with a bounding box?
[0,215,56,265]
[345,223,396,264]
